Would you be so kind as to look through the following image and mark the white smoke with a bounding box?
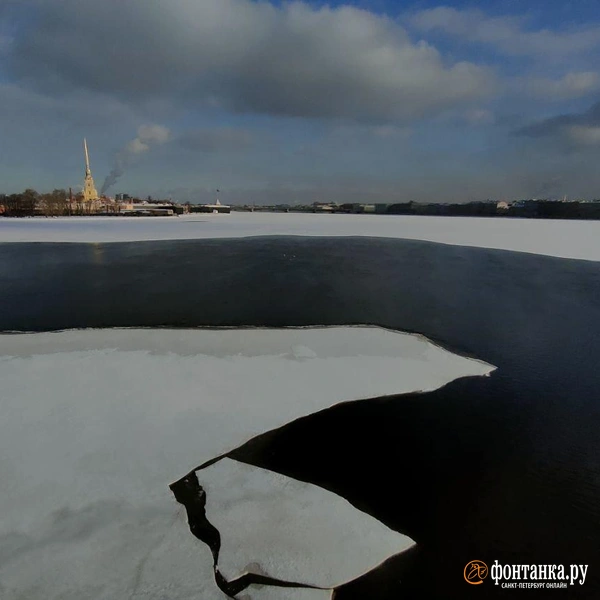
[101,124,170,195]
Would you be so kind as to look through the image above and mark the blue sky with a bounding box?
[1,0,600,203]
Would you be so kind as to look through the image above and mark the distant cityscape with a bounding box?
[3,138,599,220]
[3,190,600,220]
[236,198,600,220]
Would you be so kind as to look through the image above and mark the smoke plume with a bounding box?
[101,124,170,194]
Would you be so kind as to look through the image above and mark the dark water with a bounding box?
[1,237,599,598]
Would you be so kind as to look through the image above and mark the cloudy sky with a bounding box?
[1,0,600,203]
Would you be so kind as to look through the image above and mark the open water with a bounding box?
[1,236,599,598]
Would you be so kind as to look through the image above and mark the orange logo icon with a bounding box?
[464,560,488,585]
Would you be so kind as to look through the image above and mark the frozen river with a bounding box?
[2,212,600,260]
[1,218,599,598]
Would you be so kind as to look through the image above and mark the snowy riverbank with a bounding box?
[2,212,600,260]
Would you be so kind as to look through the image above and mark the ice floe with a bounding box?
[0,326,493,599]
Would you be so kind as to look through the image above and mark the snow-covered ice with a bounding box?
[1,212,600,260]
[199,458,414,594]
[0,327,492,599]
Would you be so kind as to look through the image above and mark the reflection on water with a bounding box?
[91,243,104,265]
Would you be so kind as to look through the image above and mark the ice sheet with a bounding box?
[0,326,492,599]
[1,212,600,260]
[200,458,414,590]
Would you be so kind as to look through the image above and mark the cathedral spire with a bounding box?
[82,138,98,202]
[84,138,91,176]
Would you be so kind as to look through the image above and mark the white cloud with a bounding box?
[137,124,170,145]
[7,0,495,121]
[524,72,600,100]
[409,7,600,59]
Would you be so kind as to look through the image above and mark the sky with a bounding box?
[1,0,600,204]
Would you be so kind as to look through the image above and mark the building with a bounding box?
[312,202,335,212]
[120,206,175,216]
[190,199,231,214]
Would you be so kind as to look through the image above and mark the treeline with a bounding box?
[0,189,79,217]
[2,189,41,217]
[386,201,498,216]
[517,201,600,220]
[385,201,600,219]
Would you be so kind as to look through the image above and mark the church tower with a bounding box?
[82,138,99,202]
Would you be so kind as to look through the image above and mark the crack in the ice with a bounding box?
[169,466,331,598]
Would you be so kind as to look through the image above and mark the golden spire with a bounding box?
[84,138,91,176]
[82,138,98,201]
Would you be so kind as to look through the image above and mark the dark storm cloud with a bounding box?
[516,101,600,136]
[516,101,600,146]
[7,0,494,121]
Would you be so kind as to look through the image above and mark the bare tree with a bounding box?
[3,189,38,216]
